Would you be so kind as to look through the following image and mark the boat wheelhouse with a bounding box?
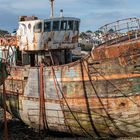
[17,16,80,51]
[16,16,80,66]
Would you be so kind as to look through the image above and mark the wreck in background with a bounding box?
[0,34,16,85]
[0,0,140,139]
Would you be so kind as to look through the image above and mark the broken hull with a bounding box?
[0,39,140,138]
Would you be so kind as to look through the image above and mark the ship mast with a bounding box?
[49,0,54,18]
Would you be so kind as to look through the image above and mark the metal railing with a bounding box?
[94,18,140,46]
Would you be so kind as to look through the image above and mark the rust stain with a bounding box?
[92,40,140,60]
[44,73,140,82]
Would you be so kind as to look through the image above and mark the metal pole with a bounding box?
[39,64,44,132]
[39,64,48,134]
[2,62,8,140]
[49,0,54,18]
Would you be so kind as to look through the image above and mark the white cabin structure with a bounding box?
[17,16,80,51]
[16,16,80,66]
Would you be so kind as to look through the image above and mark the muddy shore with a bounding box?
[0,109,140,140]
[0,109,89,140]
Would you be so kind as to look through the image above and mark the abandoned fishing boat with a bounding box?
[0,0,140,138]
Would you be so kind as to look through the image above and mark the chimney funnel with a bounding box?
[60,9,63,17]
[49,0,54,18]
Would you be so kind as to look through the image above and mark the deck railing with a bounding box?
[95,18,140,46]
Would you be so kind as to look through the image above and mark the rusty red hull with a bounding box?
[0,38,140,138]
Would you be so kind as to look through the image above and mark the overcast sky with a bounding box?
[0,0,140,32]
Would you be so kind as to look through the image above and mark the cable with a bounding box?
[82,60,128,137]
[51,67,79,140]
[90,53,140,107]
[51,66,95,139]
[80,61,102,138]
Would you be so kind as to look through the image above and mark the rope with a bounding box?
[81,60,116,137]
[83,107,140,137]
[51,67,78,140]
[80,61,102,138]
[82,60,128,137]
[90,54,140,107]
[88,52,140,133]
[51,66,95,139]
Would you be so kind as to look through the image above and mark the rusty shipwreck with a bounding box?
[0,35,16,85]
[0,0,140,139]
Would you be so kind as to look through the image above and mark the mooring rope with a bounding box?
[90,53,140,108]
[51,67,79,140]
[51,66,95,139]
[82,60,128,137]
[81,60,116,137]
[80,60,102,138]
[81,59,117,138]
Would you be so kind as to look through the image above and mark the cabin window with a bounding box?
[74,21,79,31]
[53,21,60,31]
[61,20,67,30]
[34,22,42,33]
[44,22,51,32]
[67,21,73,30]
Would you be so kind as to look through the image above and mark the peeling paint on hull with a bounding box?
[0,38,140,138]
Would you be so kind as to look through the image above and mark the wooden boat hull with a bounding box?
[0,39,140,138]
